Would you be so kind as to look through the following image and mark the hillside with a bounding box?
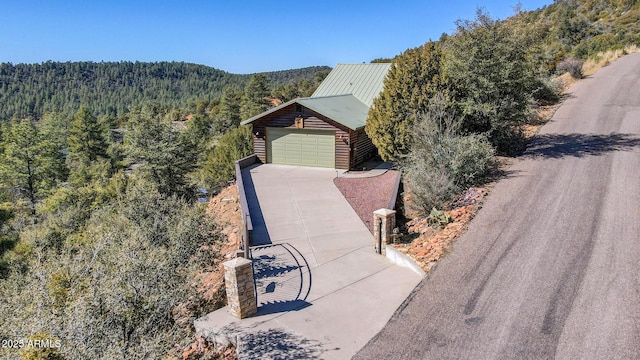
[508,0,640,70]
[0,61,330,121]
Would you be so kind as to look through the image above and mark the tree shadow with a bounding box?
[523,133,640,159]
[252,254,301,281]
[250,244,313,316]
[237,328,330,360]
[256,299,312,316]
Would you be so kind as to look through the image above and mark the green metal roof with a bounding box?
[241,63,391,130]
[311,63,391,107]
[241,94,369,130]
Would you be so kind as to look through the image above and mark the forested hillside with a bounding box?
[0,59,330,358]
[0,61,330,121]
[507,0,640,69]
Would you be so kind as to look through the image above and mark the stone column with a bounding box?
[373,208,396,255]
[223,257,257,319]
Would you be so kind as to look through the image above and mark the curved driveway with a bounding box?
[196,165,422,360]
[355,54,640,359]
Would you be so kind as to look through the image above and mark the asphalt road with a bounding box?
[354,53,640,360]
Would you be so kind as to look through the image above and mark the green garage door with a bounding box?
[267,128,335,168]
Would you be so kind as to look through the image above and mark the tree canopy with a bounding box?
[366,41,445,161]
[0,61,330,122]
[67,106,108,163]
[0,118,64,212]
[443,10,536,153]
[240,74,272,120]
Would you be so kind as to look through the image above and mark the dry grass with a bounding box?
[582,45,640,76]
[524,45,640,139]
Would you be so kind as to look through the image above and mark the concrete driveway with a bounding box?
[246,164,376,265]
[195,164,422,359]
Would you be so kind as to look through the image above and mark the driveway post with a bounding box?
[223,257,257,319]
[373,208,396,256]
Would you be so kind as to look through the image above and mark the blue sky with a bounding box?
[1,0,552,74]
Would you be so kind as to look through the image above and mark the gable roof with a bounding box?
[241,63,391,130]
[311,63,391,107]
[241,94,369,130]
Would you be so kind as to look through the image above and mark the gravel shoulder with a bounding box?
[333,170,398,232]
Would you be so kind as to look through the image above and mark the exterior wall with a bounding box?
[350,128,377,168]
[250,103,352,169]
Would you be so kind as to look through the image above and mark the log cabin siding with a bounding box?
[351,128,377,167]
[249,103,352,169]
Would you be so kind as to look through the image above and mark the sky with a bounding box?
[0,0,553,74]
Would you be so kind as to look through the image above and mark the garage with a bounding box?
[267,128,335,168]
[241,63,391,169]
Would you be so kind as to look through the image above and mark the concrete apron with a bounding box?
[195,165,423,359]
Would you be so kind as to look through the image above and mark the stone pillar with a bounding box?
[373,208,396,255]
[223,257,257,319]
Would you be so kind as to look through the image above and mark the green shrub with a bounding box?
[200,125,252,190]
[531,77,563,104]
[427,207,452,228]
[488,124,528,157]
[443,10,536,155]
[403,95,495,214]
[0,202,14,224]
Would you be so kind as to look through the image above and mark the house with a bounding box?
[240,63,391,169]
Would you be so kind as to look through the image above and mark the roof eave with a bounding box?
[240,94,366,130]
[240,98,300,126]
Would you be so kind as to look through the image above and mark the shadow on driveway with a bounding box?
[524,133,640,159]
[242,165,271,246]
[250,243,312,316]
[237,328,330,360]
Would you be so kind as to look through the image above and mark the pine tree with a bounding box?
[0,118,64,212]
[68,106,108,163]
[365,41,446,161]
[199,125,252,190]
[125,108,198,198]
[240,74,271,120]
[214,88,241,134]
[39,111,71,153]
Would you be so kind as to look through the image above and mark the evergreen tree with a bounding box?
[365,41,446,161]
[199,126,252,191]
[443,10,536,154]
[38,112,71,152]
[0,118,64,212]
[125,108,199,198]
[214,88,241,134]
[0,175,223,359]
[0,61,330,122]
[68,106,108,163]
[240,74,271,120]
